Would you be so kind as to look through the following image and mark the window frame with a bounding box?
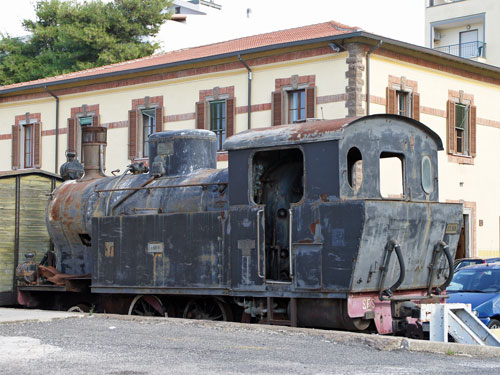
[128,98,163,161]
[209,100,227,151]
[12,115,41,170]
[446,94,476,160]
[287,89,306,124]
[23,124,34,169]
[386,77,420,121]
[141,108,156,158]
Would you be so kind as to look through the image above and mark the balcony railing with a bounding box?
[434,41,486,59]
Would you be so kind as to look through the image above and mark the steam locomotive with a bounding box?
[17,114,463,335]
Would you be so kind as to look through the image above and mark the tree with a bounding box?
[0,0,172,85]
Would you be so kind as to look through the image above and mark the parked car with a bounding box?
[486,257,500,264]
[453,258,486,272]
[447,263,500,328]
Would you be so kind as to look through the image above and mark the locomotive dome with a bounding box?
[148,129,217,176]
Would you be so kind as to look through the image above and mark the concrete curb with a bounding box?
[0,308,84,324]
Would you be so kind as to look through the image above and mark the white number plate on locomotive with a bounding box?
[147,242,164,253]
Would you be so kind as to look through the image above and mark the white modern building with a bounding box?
[426,0,500,67]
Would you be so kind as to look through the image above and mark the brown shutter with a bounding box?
[128,110,138,160]
[11,125,20,170]
[226,98,235,138]
[306,86,316,119]
[386,87,397,114]
[446,100,456,154]
[196,102,206,130]
[67,118,77,154]
[469,105,477,158]
[33,122,41,168]
[412,92,420,121]
[91,114,99,127]
[272,90,283,126]
[155,107,163,133]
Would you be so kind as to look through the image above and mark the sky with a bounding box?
[0,0,426,52]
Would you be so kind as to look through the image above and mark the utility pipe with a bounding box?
[238,55,252,130]
[44,86,60,174]
[365,40,383,115]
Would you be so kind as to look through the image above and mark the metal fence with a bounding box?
[434,41,486,59]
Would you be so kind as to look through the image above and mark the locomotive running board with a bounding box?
[420,303,500,346]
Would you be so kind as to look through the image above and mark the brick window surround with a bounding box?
[272,75,316,126]
[128,96,164,161]
[12,112,42,170]
[196,86,235,151]
[386,75,420,121]
[446,90,476,164]
[67,104,100,159]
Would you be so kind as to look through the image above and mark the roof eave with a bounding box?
[2,30,500,96]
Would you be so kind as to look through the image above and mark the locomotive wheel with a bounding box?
[128,295,165,317]
[182,298,233,321]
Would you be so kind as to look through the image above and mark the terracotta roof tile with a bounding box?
[0,20,360,92]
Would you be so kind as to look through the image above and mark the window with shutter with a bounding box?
[129,97,164,160]
[196,87,236,151]
[273,76,316,125]
[12,114,42,170]
[446,94,476,159]
[386,77,420,120]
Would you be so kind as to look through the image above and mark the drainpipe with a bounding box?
[365,40,383,115]
[44,86,59,174]
[238,55,252,130]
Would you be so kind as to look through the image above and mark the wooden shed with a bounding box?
[0,170,62,305]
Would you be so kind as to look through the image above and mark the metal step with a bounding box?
[420,303,500,346]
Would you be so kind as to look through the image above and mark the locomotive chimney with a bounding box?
[81,126,107,180]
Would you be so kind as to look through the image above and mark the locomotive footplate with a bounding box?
[18,277,91,293]
[347,290,446,334]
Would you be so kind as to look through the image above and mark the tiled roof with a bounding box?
[0,20,360,92]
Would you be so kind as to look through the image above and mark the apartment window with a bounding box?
[196,87,235,151]
[386,77,420,121]
[11,114,41,170]
[128,97,163,160]
[288,90,306,123]
[397,91,412,117]
[67,105,100,160]
[23,125,33,168]
[210,100,226,151]
[455,103,468,154]
[447,96,476,158]
[142,109,156,158]
[272,75,316,126]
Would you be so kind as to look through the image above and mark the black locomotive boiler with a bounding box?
[20,114,463,335]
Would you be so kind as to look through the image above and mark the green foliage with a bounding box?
[0,0,172,85]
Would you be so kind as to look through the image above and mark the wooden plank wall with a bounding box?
[18,175,53,265]
[0,177,16,294]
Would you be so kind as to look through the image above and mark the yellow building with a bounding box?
[0,20,499,258]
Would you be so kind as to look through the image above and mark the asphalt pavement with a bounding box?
[0,308,500,374]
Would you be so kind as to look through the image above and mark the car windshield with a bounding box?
[455,259,484,271]
[448,268,500,293]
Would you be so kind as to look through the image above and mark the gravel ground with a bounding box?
[1,315,500,374]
